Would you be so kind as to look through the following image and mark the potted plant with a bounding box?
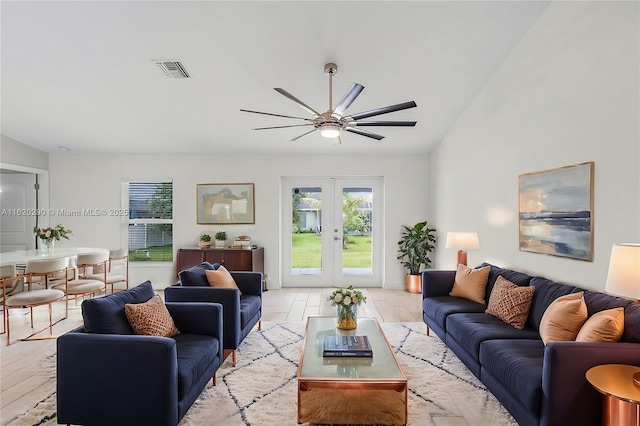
[397,221,436,293]
[214,231,227,248]
[199,233,211,248]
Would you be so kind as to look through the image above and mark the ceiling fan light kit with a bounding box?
[241,62,417,144]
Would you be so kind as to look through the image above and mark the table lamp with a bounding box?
[445,232,480,266]
[604,243,640,386]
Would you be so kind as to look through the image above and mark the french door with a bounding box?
[281,177,383,287]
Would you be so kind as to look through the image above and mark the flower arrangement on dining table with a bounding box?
[327,285,367,330]
[34,224,72,245]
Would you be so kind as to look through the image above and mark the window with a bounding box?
[126,182,173,262]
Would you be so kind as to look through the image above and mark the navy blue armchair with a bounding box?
[57,281,224,426]
[165,262,262,366]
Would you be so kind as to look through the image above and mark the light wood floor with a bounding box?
[0,287,423,425]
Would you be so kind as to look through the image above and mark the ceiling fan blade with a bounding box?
[240,109,313,121]
[332,136,342,145]
[345,127,385,141]
[252,124,314,130]
[333,83,364,117]
[274,88,321,116]
[291,128,318,142]
[349,101,417,121]
[353,121,417,127]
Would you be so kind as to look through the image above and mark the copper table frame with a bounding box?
[586,364,640,426]
[296,316,408,425]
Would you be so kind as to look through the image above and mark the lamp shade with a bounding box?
[605,243,640,299]
[445,232,480,250]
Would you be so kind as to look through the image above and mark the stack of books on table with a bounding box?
[323,335,373,357]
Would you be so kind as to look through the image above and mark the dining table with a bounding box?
[0,247,110,270]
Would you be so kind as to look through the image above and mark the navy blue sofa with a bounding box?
[422,263,640,426]
[57,281,224,426]
[164,262,262,366]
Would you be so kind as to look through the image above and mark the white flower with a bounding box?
[334,293,343,303]
[343,296,352,305]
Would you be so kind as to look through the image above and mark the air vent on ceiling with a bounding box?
[153,60,190,79]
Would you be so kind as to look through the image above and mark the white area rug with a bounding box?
[8,322,516,426]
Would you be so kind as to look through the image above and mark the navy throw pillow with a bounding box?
[178,262,217,286]
[82,281,155,334]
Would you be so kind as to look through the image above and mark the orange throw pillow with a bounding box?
[576,307,625,343]
[485,276,535,329]
[125,295,179,337]
[539,292,587,344]
[205,266,242,294]
[449,264,490,305]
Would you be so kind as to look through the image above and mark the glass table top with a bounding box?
[298,316,406,380]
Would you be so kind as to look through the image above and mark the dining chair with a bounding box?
[4,258,67,345]
[25,257,70,290]
[86,249,129,293]
[53,252,108,315]
[1,265,25,335]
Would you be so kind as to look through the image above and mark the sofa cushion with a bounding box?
[485,276,535,329]
[239,295,261,328]
[178,262,217,287]
[583,290,640,343]
[205,266,242,295]
[423,296,487,332]
[446,312,540,359]
[479,339,545,416]
[450,264,490,305]
[125,295,180,337]
[82,281,155,334]
[526,277,579,331]
[576,307,624,343]
[480,262,534,301]
[540,291,587,344]
[173,334,220,399]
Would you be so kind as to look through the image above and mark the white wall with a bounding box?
[431,1,640,290]
[48,153,430,289]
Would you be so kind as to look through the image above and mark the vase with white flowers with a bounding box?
[327,285,367,330]
[34,224,72,251]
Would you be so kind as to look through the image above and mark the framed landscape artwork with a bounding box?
[518,162,594,261]
[197,183,255,224]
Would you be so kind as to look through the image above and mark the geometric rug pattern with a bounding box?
[7,321,517,425]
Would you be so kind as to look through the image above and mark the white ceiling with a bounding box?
[1,1,550,156]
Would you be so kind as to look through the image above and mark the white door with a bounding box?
[281,177,383,287]
[0,173,40,252]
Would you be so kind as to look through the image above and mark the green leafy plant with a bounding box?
[397,221,436,275]
[199,233,211,242]
[215,231,227,241]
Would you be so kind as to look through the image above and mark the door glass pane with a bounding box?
[291,186,322,275]
[341,187,373,276]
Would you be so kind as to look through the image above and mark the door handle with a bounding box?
[334,236,341,241]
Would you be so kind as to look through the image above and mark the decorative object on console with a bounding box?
[397,221,436,294]
[327,285,367,330]
[445,232,479,266]
[518,162,594,261]
[199,233,211,248]
[197,183,255,225]
[605,243,640,302]
[240,62,417,145]
[214,231,228,248]
[231,235,252,248]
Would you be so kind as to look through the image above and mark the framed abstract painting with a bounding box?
[197,183,255,224]
[518,162,594,261]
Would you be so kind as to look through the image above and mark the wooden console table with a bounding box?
[176,246,264,282]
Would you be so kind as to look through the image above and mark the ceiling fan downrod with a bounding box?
[324,62,337,112]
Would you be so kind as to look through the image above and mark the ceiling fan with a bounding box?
[240,63,417,145]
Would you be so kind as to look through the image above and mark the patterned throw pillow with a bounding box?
[205,265,242,295]
[576,307,625,342]
[539,291,587,345]
[449,264,490,305]
[485,276,535,329]
[124,295,180,337]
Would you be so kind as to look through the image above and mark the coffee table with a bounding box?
[297,316,407,425]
